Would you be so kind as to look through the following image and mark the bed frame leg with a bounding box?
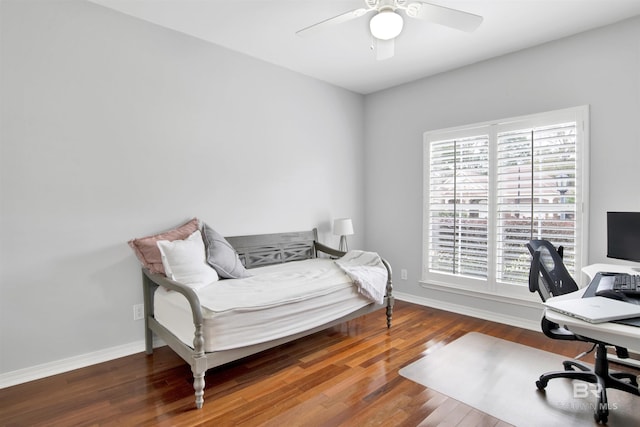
[192,354,206,409]
[192,325,206,409]
[385,269,394,328]
[144,325,153,355]
[142,271,156,354]
[193,369,205,409]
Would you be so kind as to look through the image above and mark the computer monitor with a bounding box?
[607,211,640,262]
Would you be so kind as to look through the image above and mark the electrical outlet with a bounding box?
[133,304,144,321]
[401,269,408,280]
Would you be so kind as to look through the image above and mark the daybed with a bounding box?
[134,224,394,409]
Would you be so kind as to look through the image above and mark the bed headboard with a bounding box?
[226,229,318,269]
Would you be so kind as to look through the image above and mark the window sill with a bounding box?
[418,279,541,309]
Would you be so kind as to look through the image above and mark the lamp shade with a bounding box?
[333,218,354,236]
[369,10,403,40]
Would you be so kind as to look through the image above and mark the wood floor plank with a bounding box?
[1,301,638,426]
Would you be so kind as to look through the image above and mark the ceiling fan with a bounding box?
[296,0,483,60]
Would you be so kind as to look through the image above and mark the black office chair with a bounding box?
[527,239,639,424]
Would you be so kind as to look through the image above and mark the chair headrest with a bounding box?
[526,239,578,299]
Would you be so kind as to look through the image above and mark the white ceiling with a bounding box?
[88,0,640,94]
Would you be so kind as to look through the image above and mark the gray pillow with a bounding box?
[201,223,251,279]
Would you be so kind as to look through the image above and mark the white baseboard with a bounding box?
[0,339,164,389]
[394,291,540,332]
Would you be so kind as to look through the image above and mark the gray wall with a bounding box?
[363,16,640,325]
[0,0,365,374]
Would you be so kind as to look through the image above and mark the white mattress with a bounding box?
[154,258,372,352]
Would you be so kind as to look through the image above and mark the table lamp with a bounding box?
[333,218,354,252]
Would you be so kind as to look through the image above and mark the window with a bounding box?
[422,106,589,299]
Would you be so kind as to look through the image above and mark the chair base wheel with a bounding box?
[594,410,608,424]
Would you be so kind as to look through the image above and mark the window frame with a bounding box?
[421,106,590,302]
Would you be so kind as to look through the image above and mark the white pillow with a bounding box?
[157,230,219,289]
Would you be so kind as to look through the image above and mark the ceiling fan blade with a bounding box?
[405,2,483,32]
[375,38,394,61]
[296,8,371,37]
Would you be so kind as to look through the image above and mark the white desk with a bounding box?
[544,263,640,356]
[544,304,640,351]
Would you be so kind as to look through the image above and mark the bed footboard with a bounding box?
[314,242,394,328]
[381,257,394,329]
[142,269,208,408]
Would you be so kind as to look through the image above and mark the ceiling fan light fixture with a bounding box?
[369,10,403,40]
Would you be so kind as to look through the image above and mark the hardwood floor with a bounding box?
[1,301,637,426]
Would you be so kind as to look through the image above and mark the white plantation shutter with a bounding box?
[428,134,489,278]
[423,106,587,296]
[496,122,578,285]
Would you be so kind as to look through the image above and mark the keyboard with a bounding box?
[613,274,640,295]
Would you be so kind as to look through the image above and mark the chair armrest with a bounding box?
[314,242,346,258]
[143,270,207,355]
[143,270,204,327]
[541,317,576,341]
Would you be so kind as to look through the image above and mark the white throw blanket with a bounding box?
[335,250,388,304]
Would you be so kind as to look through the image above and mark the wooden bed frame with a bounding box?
[141,228,394,409]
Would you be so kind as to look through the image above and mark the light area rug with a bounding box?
[399,332,639,427]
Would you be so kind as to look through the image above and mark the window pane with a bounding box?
[428,135,489,278]
[496,122,577,285]
[429,139,456,273]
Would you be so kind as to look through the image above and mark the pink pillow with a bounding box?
[128,218,199,274]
